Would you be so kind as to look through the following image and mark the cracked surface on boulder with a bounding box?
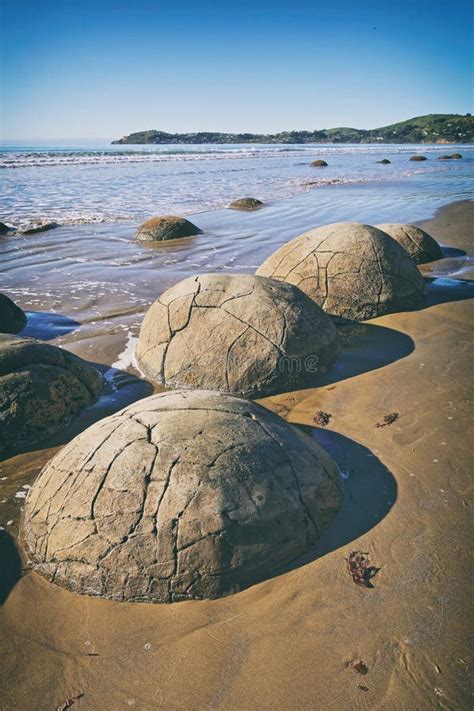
[256,222,426,321]
[22,390,342,603]
[0,334,103,457]
[376,223,443,265]
[136,273,340,398]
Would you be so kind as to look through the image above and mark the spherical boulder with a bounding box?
[22,390,342,603]
[135,215,201,242]
[311,160,328,167]
[136,273,340,397]
[438,154,453,160]
[256,222,426,321]
[409,155,427,161]
[0,294,27,334]
[228,197,264,210]
[377,159,391,164]
[377,223,443,264]
[0,335,102,457]
[449,153,462,159]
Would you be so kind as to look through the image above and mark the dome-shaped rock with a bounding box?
[228,198,264,210]
[409,155,427,161]
[0,294,27,334]
[311,159,328,167]
[22,390,342,602]
[0,335,102,457]
[376,223,443,264]
[376,159,391,164]
[135,216,201,242]
[136,273,340,397]
[256,222,426,321]
[449,153,462,159]
[21,220,59,235]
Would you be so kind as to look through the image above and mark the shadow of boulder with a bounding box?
[442,246,467,258]
[424,276,474,308]
[0,530,22,605]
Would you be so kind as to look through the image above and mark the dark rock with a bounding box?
[22,389,342,602]
[376,159,391,164]
[0,222,12,236]
[135,215,201,242]
[438,154,453,160]
[311,159,328,167]
[228,198,264,211]
[0,294,27,334]
[21,221,59,235]
[449,153,462,159]
[0,335,102,457]
[409,155,428,161]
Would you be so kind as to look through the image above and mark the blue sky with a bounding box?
[1,0,472,140]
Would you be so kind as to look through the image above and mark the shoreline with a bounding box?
[0,198,473,709]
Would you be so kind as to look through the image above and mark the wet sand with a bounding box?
[0,200,473,709]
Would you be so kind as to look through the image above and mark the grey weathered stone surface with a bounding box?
[256,222,426,321]
[136,273,340,397]
[228,198,264,210]
[311,160,328,167]
[135,216,201,241]
[22,390,342,603]
[0,335,102,457]
[377,223,443,264]
[409,155,427,161]
[0,294,27,334]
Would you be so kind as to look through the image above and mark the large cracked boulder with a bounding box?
[22,390,342,603]
[135,215,201,241]
[256,222,426,321]
[0,294,27,334]
[0,335,102,457]
[377,223,443,264]
[136,273,340,397]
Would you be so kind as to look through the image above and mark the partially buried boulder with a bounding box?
[21,389,342,602]
[0,294,27,334]
[228,197,264,210]
[256,222,426,321]
[377,159,391,164]
[377,223,443,264]
[449,153,462,159]
[21,221,59,235]
[311,160,328,167]
[409,155,427,161]
[136,273,340,397]
[135,215,201,242]
[0,335,102,457]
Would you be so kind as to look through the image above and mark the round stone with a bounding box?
[256,222,426,321]
[311,160,328,167]
[228,198,264,210]
[22,390,342,603]
[0,293,27,334]
[409,155,427,161]
[449,153,462,159]
[376,159,391,164]
[377,223,443,264]
[0,335,102,457]
[136,273,340,397]
[135,216,201,242]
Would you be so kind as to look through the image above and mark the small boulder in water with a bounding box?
[449,153,462,159]
[0,334,102,457]
[0,294,27,334]
[135,215,201,242]
[409,155,428,161]
[376,223,443,264]
[20,221,59,235]
[228,197,264,210]
[311,159,328,167]
[377,159,391,164]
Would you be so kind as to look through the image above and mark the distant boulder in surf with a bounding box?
[438,153,462,160]
[0,334,102,458]
[376,223,443,264]
[0,294,27,334]
[409,155,427,161]
[377,159,391,164]
[256,222,426,321]
[21,389,342,602]
[135,215,202,242]
[20,221,59,235]
[228,197,264,210]
[311,159,328,167]
[136,273,340,398]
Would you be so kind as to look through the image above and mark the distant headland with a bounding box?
[112,114,474,145]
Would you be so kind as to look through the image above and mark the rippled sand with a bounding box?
[0,200,472,709]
